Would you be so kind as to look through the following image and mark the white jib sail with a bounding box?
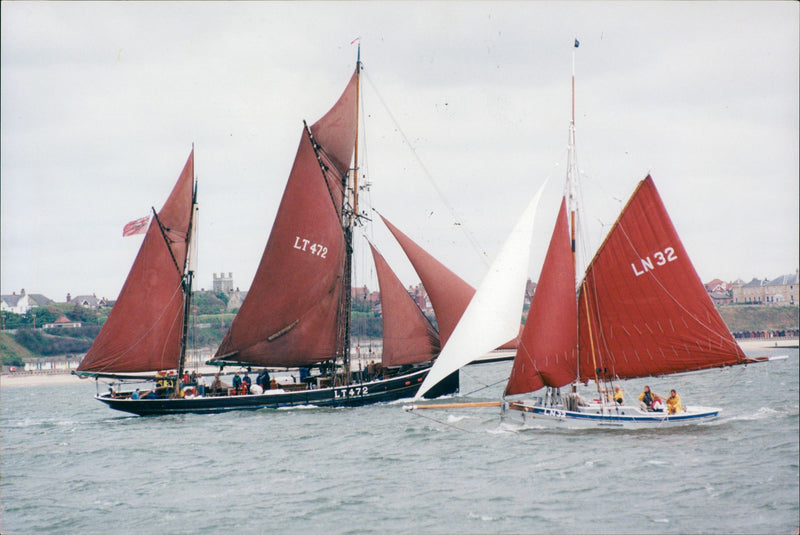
[414,179,549,400]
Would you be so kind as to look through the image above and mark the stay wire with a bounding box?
[362,68,489,267]
[459,375,509,398]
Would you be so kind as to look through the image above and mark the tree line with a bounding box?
[1,290,385,366]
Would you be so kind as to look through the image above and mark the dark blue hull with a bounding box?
[96,367,459,416]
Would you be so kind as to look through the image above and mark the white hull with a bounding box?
[502,399,720,429]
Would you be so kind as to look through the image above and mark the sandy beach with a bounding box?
[1,371,86,388]
[1,339,795,389]
[0,365,223,389]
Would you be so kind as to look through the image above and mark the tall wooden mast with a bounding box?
[353,44,361,220]
[176,148,197,395]
[567,39,579,278]
[338,46,362,385]
[568,39,582,389]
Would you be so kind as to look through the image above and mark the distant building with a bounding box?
[43,315,82,330]
[351,286,380,305]
[1,289,53,314]
[226,289,248,312]
[708,291,733,306]
[524,279,537,310]
[1,290,30,314]
[407,284,433,316]
[68,294,103,308]
[764,271,799,305]
[731,270,799,305]
[704,279,728,292]
[732,278,768,304]
[213,272,234,294]
[703,279,733,305]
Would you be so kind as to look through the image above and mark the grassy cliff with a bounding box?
[1,332,35,366]
[716,305,799,333]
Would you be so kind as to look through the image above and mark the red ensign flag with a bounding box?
[122,216,150,237]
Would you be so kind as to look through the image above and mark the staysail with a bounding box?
[415,180,548,400]
[368,242,440,367]
[576,175,747,381]
[78,150,195,373]
[379,215,475,347]
[505,197,577,395]
[213,71,358,368]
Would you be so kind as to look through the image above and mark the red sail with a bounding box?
[78,150,195,373]
[379,215,476,347]
[213,71,358,367]
[506,198,577,395]
[369,242,440,367]
[577,175,746,381]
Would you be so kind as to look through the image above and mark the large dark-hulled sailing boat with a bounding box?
[78,52,459,416]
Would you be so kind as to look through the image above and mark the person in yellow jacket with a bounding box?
[666,389,684,415]
[604,385,625,404]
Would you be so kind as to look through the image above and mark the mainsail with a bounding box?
[575,175,747,382]
[214,71,358,368]
[77,150,196,373]
[368,242,440,367]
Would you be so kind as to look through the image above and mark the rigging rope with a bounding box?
[362,68,489,267]
[459,374,509,398]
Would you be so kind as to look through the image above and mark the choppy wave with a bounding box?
[2,353,798,534]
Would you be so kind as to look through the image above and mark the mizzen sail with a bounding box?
[78,150,195,373]
[213,71,358,368]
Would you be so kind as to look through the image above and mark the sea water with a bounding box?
[1,347,797,534]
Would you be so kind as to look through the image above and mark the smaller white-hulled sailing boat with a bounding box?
[410,43,770,429]
[496,174,768,429]
[76,50,468,415]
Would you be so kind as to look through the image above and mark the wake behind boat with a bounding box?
[76,49,463,415]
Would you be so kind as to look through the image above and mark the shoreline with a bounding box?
[1,339,796,389]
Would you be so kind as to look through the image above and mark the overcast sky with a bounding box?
[2,1,798,302]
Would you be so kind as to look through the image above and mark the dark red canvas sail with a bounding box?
[213,71,358,368]
[506,198,578,395]
[78,150,195,373]
[379,215,476,347]
[381,214,519,350]
[576,175,746,381]
[369,242,440,367]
